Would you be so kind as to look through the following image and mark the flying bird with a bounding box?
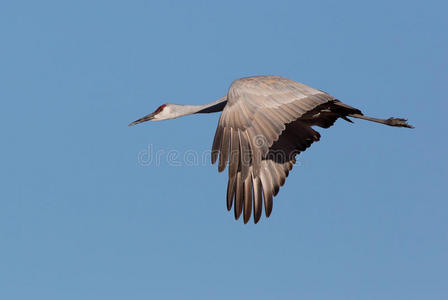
[129,75,413,224]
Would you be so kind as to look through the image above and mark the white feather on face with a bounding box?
[152,104,179,121]
[150,104,169,121]
[152,104,198,121]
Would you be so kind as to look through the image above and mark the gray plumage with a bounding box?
[130,75,413,224]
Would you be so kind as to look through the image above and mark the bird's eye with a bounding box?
[155,104,167,114]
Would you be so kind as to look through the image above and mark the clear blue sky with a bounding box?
[1,0,447,299]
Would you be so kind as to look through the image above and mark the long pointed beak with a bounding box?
[128,113,156,126]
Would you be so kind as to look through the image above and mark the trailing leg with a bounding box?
[348,114,414,128]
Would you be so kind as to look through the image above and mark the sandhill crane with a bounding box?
[129,75,413,224]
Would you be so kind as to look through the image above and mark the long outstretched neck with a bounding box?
[129,96,228,126]
[169,96,228,118]
[156,96,228,121]
[190,96,227,114]
[171,96,227,119]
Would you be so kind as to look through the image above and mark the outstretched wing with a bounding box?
[211,75,336,223]
[235,120,321,223]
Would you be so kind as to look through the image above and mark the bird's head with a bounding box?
[129,104,180,126]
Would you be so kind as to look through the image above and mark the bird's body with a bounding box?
[130,75,413,224]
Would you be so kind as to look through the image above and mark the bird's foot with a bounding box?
[385,118,414,128]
